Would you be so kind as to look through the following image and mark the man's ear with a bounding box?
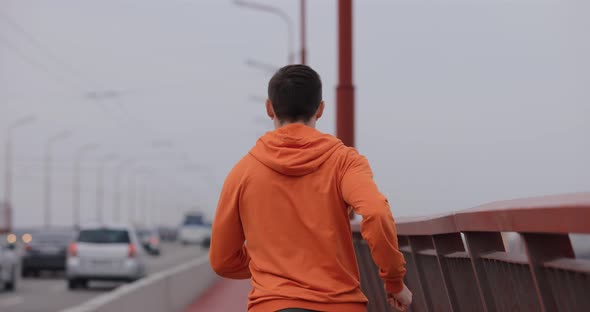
[315,101,325,119]
[266,99,275,119]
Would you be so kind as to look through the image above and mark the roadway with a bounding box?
[0,243,206,312]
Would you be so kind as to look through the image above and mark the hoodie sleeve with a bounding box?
[209,165,251,279]
[340,150,406,294]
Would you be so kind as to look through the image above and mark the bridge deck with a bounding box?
[185,279,250,311]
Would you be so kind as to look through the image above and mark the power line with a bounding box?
[0,33,56,80]
[0,11,94,86]
[0,10,197,144]
[0,12,159,144]
[0,11,203,185]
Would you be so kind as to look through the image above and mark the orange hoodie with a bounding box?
[210,124,406,312]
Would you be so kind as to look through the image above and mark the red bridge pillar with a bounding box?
[336,0,354,148]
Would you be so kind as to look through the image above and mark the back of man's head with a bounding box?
[268,65,323,123]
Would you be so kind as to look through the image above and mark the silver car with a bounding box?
[66,224,147,289]
[0,239,19,291]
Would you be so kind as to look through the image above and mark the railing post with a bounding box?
[432,233,468,311]
[397,236,428,311]
[464,232,504,312]
[408,236,436,312]
[352,231,390,312]
[521,233,574,312]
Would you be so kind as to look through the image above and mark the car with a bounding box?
[157,226,178,242]
[0,234,19,291]
[66,224,147,289]
[136,228,161,256]
[178,213,211,248]
[21,229,77,276]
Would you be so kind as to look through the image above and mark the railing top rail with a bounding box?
[392,214,458,235]
[454,192,590,233]
[351,192,590,235]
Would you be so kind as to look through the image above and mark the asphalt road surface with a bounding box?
[0,243,206,312]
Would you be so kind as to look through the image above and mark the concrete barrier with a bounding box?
[61,254,218,312]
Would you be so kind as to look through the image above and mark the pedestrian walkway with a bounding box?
[185,279,250,312]
[183,193,590,311]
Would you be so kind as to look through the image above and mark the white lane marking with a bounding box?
[0,295,24,307]
[147,246,205,273]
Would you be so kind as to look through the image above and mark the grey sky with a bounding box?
[1,0,589,228]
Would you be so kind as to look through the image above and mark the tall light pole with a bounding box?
[96,154,117,223]
[150,190,159,227]
[139,181,148,226]
[73,144,98,227]
[113,159,135,223]
[300,0,306,64]
[44,130,71,228]
[145,179,162,227]
[134,168,152,226]
[128,166,150,225]
[3,115,36,233]
[127,168,136,224]
[234,0,295,64]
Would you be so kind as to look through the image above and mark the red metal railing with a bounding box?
[352,192,590,312]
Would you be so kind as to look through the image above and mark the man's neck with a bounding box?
[274,119,316,129]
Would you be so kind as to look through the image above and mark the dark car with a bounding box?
[22,229,77,276]
[157,226,178,242]
[136,228,161,256]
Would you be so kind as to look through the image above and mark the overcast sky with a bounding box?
[1,0,589,228]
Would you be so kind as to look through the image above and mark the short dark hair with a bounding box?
[267,64,322,123]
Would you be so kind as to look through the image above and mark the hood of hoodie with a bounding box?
[249,124,344,177]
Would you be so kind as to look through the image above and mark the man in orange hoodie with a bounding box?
[210,65,412,312]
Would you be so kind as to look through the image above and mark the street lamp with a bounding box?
[142,179,161,227]
[127,169,136,224]
[128,167,151,225]
[149,189,159,227]
[299,0,306,64]
[138,180,149,226]
[96,154,118,223]
[113,159,135,223]
[73,144,98,227]
[245,59,279,74]
[3,114,36,233]
[44,130,71,228]
[234,0,295,64]
[136,169,154,226]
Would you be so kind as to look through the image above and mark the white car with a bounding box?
[66,224,147,289]
[0,236,19,291]
[178,213,211,248]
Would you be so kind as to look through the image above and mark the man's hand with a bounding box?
[386,284,412,311]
